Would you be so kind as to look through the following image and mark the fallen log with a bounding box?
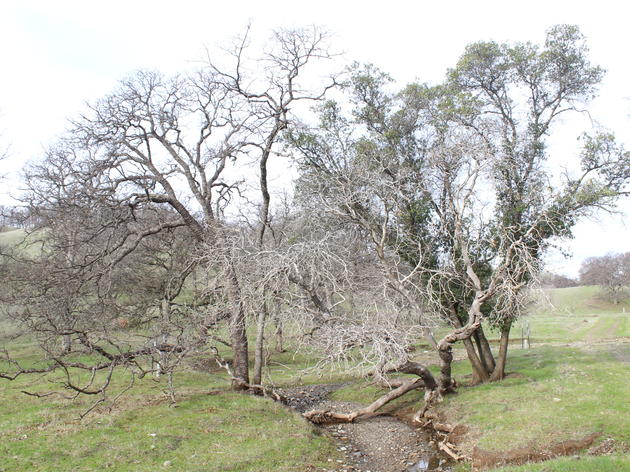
[304,378,424,424]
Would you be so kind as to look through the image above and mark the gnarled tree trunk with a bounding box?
[490,323,511,381]
[304,361,438,424]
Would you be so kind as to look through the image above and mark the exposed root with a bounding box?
[412,412,470,463]
[439,441,463,461]
[247,383,288,403]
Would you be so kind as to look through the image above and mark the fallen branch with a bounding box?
[439,441,463,461]
[304,377,424,424]
[434,422,454,433]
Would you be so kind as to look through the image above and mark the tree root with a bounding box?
[247,383,287,403]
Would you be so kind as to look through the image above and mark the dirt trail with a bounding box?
[281,385,449,472]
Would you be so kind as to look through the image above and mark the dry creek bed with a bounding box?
[279,384,451,472]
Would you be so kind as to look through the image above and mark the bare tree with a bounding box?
[0,27,336,396]
[580,252,630,304]
[206,26,337,387]
[539,271,578,288]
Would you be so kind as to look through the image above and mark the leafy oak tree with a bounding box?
[291,25,630,424]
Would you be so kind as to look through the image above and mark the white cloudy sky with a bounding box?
[0,0,628,276]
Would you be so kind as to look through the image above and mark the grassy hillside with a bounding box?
[0,320,341,472]
[521,286,630,343]
[332,286,630,470]
[0,228,27,247]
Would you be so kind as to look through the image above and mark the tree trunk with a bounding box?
[154,298,171,378]
[475,326,496,373]
[462,337,489,384]
[304,361,437,424]
[226,263,249,390]
[304,378,425,424]
[274,316,284,353]
[252,297,268,386]
[490,323,511,381]
[61,334,72,354]
[437,343,456,393]
[473,330,487,371]
[446,308,488,383]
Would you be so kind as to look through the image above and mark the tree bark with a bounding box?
[304,378,425,424]
[446,308,488,383]
[475,326,496,373]
[252,296,268,386]
[304,361,437,424]
[490,323,511,381]
[462,337,489,384]
[273,316,284,353]
[225,263,249,389]
[436,345,456,393]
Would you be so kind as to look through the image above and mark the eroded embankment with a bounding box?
[471,433,602,470]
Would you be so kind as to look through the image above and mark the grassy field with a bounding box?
[1,284,629,471]
[0,228,27,247]
[523,285,630,342]
[0,355,341,471]
[0,316,343,472]
[331,286,630,470]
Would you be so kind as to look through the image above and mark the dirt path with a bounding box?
[281,385,448,472]
[579,339,630,363]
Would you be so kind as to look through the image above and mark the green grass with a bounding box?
[0,370,340,471]
[440,346,630,451]
[331,345,630,454]
[0,314,342,472]
[522,286,630,343]
[0,387,337,472]
[492,455,630,471]
[331,286,630,470]
[2,283,630,471]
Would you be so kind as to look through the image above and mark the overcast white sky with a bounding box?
[0,0,628,276]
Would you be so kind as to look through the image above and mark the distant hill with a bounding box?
[0,228,27,247]
[534,285,630,316]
